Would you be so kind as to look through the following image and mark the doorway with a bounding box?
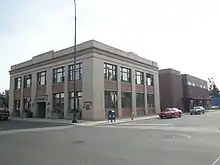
[36,102,46,118]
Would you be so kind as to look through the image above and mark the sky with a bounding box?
[0,0,220,92]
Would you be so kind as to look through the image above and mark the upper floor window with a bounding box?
[68,63,82,81]
[53,67,65,83]
[37,71,46,86]
[15,77,21,90]
[135,71,144,85]
[120,67,131,83]
[146,73,154,86]
[104,63,117,81]
[24,74,32,88]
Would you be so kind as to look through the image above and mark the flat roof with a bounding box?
[10,40,158,72]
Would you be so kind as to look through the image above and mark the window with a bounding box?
[68,63,82,81]
[15,77,21,89]
[192,82,195,86]
[104,63,117,81]
[14,100,20,111]
[121,92,132,108]
[136,93,145,107]
[69,91,82,112]
[147,94,155,108]
[37,71,47,86]
[199,85,203,88]
[53,93,64,113]
[23,98,31,111]
[24,74,32,88]
[187,82,192,86]
[203,86,206,89]
[120,67,131,83]
[135,71,144,85]
[146,73,154,86]
[53,67,65,83]
[105,91,117,109]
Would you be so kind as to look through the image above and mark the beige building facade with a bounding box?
[9,40,160,120]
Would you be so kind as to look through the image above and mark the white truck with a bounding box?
[190,106,205,115]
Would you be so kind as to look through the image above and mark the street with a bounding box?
[0,112,220,165]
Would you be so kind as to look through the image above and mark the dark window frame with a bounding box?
[120,67,131,83]
[146,73,154,86]
[136,93,145,107]
[135,71,144,85]
[147,94,155,108]
[121,92,132,108]
[68,63,82,81]
[37,71,47,86]
[53,67,65,83]
[104,63,117,81]
[69,91,83,112]
[104,91,117,109]
[53,93,65,113]
[24,74,32,88]
[15,77,22,90]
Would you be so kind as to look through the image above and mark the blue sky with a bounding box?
[1,0,220,92]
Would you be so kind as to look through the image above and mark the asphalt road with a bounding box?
[0,111,220,165]
[0,120,70,131]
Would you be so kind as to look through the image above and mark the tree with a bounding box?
[208,78,220,97]
[0,90,9,108]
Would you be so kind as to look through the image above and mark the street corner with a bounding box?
[73,122,104,127]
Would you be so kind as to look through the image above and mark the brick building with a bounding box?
[9,40,160,120]
[159,68,209,112]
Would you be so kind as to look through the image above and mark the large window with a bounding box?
[69,91,82,112]
[105,91,117,109]
[120,67,131,83]
[136,93,145,107]
[68,63,82,81]
[104,63,117,81]
[121,92,132,108]
[146,73,154,86]
[135,71,144,85]
[15,77,21,90]
[37,71,47,86]
[53,67,65,83]
[53,93,64,113]
[24,74,32,88]
[23,98,31,111]
[147,94,155,108]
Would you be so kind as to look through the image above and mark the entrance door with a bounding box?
[37,102,46,118]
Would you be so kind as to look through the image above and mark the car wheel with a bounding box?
[179,112,182,118]
[190,112,193,115]
[203,110,205,114]
[160,116,163,119]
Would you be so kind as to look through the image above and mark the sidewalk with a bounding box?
[10,115,158,127]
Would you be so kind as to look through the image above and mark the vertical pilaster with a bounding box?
[31,72,37,115]
[154,72,161,113]
[20,76,24,113]
[131,69,136,115]
[64,65,69,118]
[144,72,148,115]
[46,68,53,118]
[117,65,122,118]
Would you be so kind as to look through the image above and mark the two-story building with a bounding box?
[9,40,160,120]
[159,68,209,112]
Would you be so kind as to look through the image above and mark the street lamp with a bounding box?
[72,0,77,123]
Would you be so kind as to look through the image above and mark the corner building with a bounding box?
[9,40,160,120]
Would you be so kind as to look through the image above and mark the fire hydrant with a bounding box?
[131,111,134,120]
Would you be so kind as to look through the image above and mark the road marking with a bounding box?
[0,125,74,135]
[120,123,172,126]
[212,156,220,165]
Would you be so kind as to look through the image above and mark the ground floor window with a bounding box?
[147,94,155,108]
[121,92,132,108]
[136,93,145,108]
[14,100,20,111]
[69,91,82,112]
[53,93,64,113]
[105,91,117,109]
[23,98,31,111]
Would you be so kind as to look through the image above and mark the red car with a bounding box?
[158,108,182,119]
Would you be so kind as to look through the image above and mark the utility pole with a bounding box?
[72,0,77,123]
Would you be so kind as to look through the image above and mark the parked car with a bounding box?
[158,108,182,119]
[0,108,10,120]
[190,106,205,115]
